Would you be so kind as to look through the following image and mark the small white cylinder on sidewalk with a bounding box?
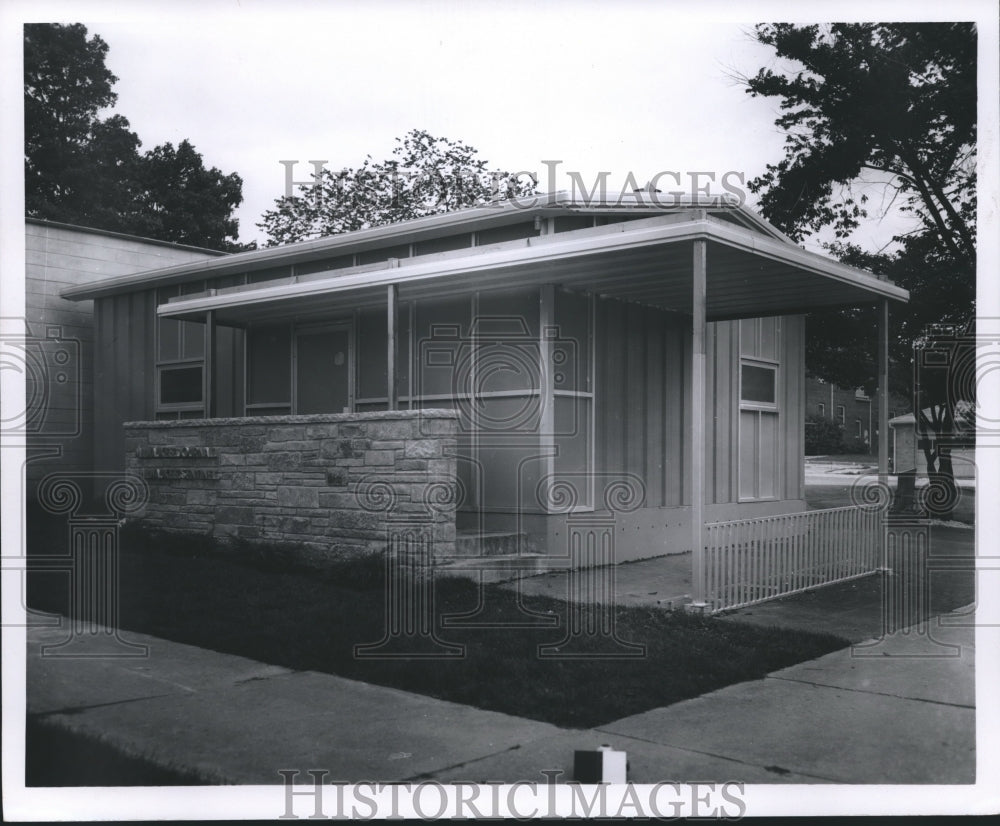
[573,744,627,783]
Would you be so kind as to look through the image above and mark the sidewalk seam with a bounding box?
[28,691,186,716]
[764,674,975,710]
[589,728,843,784]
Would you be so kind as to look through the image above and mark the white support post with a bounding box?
[204,310,216,418]
[689,240,708,609]
[387,284,399,411]
[877,298,889,486]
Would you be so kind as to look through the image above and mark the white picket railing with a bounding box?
[704,505,883,613]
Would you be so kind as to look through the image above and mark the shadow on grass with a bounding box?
[26,716,221,786]
[26,512,850,730]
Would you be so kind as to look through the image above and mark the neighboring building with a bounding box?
[804,376,909,454]
[889,410,976,479]
[23,218,223,498]
[61,192,907,605]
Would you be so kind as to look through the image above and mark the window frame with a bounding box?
[737,343,782,503]
[738,357,779,412]
[155,282,207,417]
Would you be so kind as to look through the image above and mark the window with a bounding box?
[739,348,780,501]
[856,419,863,439]
[156,283,206,416]
[740,362,777,408]
[837,405,846,425]
[818,402,825,417]
[159,365,203,405]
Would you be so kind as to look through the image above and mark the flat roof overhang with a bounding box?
[59,193,792,303]
[156,214,908,326]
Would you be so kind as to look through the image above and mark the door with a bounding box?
[294,325,352,414]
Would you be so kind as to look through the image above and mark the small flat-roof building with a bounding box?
[22,218,223,498]
[62,192,907,609]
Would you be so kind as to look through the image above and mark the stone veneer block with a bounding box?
[124,410,459,563]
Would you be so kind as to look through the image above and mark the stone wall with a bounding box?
[124,410,458,560]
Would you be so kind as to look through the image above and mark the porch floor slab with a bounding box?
[499,552,692,610]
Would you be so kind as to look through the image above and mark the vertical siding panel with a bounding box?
[662,316,683,507]
[661,317,675,507]
[233,327,246,416]
[713,322,732,504]
[794,315,805,500]
[129,292,146,421]
[211,321,242,418]
[679,316,691,507]
[644,306,664,507]
[92,298,111,472]
[729,320,741,504]
[214,324,230,417]
[605,299,627,478]
[626,303,645,482]
[782,316,805,500]
[594,297,608,477]
[143,292,155,420]
[114,294,133,470]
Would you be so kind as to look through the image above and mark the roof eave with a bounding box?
[156,217,908,321]
[60,193,790,302]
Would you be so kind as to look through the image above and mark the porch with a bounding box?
[107,196,910,611]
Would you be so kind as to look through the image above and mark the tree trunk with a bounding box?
[923,444,958,520]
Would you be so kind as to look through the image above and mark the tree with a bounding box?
[258,129,537,245]
[744,23,976,501]
[129,140,244,249]
[24,23,140,227]
[24,23,251,251]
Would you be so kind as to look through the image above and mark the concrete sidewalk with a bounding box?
[26,605,975,785]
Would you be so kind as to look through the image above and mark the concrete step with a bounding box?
[435,553,561,584]
[454,529,533,557]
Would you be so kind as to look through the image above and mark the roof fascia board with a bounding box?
[26,216,229,255]
[159,217,906,319]
[61,192,785,301]
[704,218,909,302]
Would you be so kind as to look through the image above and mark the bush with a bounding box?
[843,437,870,455]
[805,414,847,455]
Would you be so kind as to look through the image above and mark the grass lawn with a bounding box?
[26,513,849,730]
[26,716,212,786]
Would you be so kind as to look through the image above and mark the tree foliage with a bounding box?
[24,23,251,251]
[746,23,975,260]
[258,129,537,246]
[128,140,244,248]
[745,22,976,398]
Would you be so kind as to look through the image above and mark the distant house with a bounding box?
[22,218,223,498]
[60,192,908,608]
[804,377,909,454]
[889,408,976,479]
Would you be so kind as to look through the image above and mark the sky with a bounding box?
[9,0,944,247]
[3,0,996,252]
[85,2,794,248]
[6,0,990,251]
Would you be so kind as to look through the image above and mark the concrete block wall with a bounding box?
[124,410,459,561]
[25,219,221,498]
